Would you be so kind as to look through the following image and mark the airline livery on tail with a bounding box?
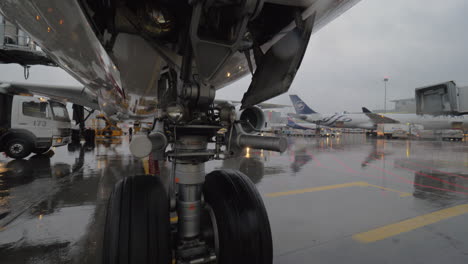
[289,95,375,129]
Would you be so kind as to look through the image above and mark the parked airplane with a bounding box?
[289,94,375,129]
[362,107,468,130]
[0,1,362,263]
[289,94,468,131]
[287,117,317,130]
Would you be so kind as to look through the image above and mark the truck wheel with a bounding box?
[5,139,32,159]
[33,147,50,154]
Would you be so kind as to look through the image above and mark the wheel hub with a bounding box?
[202,204,220,258]
[10,143,24,154]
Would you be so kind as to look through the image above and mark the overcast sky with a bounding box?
[1,0,468,113]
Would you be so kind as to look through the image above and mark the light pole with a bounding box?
[383,77,389,113]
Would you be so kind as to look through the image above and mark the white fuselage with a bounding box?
[303,113,374,129]
[302,112,468,130]
[379,113,468,130]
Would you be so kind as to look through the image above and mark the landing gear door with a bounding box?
[241,13,315,109]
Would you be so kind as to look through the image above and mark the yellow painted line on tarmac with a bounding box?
[353,204,468,243]
[365,183,412,197]
[265,181,411,198]
[265,181,368,198]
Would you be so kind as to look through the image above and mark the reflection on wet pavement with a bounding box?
[0,135,467,263]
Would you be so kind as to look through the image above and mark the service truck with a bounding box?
[377,124,423,139]
[439,129,464,141]
[320,128,340,137]
[413,129,463,141]
[0,93,71,159]
[91,114,123,139]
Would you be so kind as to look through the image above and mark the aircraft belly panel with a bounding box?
[211,51,252,90]
[111,34,168,116]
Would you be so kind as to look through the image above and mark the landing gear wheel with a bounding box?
[203,169,273,264]
[5,139,32,159]
[103,176,171,264]
[33,147,50,154]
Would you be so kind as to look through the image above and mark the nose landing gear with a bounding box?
[104,123,279,263]
[103,0,281,260]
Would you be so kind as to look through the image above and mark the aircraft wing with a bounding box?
[0,82,99,109]
[255,102,290,109]
[214,99,290,109]
[362,107,400,124]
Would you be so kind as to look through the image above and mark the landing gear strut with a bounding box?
[103,0,285,262]
[105,128,277,263]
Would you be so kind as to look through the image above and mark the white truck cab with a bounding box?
[0,94,71,159]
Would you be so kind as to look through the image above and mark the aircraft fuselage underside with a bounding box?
[0,0,359,119]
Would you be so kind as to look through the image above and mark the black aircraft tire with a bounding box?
[203,169,273,264]
[103,176,171,264]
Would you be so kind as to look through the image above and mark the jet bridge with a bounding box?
[0,15,55,67]
[415,81,468,116]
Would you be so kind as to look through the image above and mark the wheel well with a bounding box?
[0,131,36,148]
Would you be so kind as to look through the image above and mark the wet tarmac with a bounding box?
[0,135,467,263]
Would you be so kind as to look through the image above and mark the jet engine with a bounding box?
[239,106,266,133]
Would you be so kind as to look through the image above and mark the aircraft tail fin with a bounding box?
[362,107,372,113]
[362,107,400,124]
[287,117,296,127]
[289,94,317,115]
